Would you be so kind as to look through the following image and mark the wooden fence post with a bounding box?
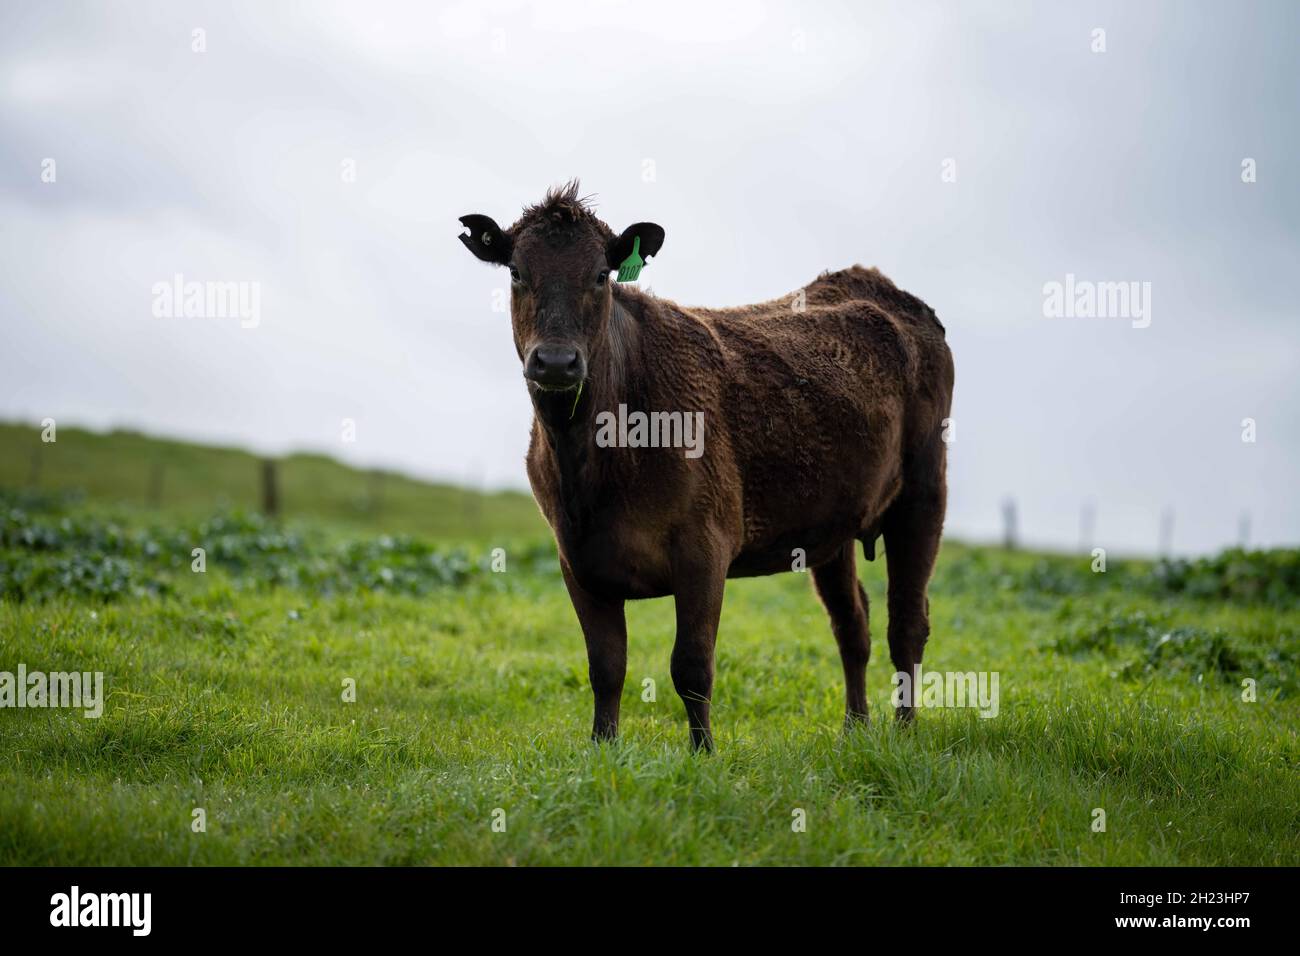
[1078,501,1096,553]
[1157,508,1174,557]
[260,459,280,518]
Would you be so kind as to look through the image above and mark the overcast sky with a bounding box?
[2,0,1297,555]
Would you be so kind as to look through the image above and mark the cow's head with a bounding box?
[459,181,664,398]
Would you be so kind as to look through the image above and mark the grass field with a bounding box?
[1,423,1297,865]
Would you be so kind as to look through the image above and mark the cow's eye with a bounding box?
[509,266,521,283]
[596,270,610,286]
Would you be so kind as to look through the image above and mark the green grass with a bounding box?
[0,425,1297,865]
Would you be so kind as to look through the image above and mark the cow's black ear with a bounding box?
[607,222,665,273]
[458,214,512,265]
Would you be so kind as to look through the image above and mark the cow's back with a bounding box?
[673,265,950,572]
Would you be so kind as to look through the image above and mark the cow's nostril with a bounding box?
[527,345,584,386]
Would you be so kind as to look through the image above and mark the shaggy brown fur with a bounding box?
[459,182,954,749]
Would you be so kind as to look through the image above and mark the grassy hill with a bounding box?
[0,421,546,540]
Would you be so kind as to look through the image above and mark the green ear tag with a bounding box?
[616,235,644,282]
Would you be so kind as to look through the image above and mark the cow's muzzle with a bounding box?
[525,344,586,390]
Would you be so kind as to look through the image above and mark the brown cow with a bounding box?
[459,181,954,750]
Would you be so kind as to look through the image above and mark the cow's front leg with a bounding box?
[670,548,729,752]
[561,562,627,742]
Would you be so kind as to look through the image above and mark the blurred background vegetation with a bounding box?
[2,419,1296,698]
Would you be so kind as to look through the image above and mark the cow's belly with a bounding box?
[728,476,895,577]
[733,431,902,563]
[729,533,850,577]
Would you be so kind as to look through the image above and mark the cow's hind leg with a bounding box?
[670,545,729,752]
[882,474,946,723]
[812,541,871,726]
